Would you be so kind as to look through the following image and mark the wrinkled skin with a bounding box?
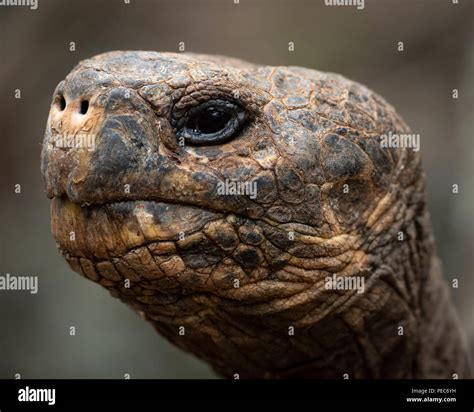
[41,51,471,378]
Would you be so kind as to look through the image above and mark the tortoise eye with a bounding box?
[58,95,66,111]
[177,99,246,146]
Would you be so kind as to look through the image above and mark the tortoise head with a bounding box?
[41,51,429,378]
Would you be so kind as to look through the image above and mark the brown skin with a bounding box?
[41,51,471,378]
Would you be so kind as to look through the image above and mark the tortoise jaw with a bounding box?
[50,196,222,262]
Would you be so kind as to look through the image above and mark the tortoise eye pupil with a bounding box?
[188,107,231,134]
[59,95,66,111]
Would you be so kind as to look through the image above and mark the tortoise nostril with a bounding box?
[80,100,89,115]
[58,95,66,111]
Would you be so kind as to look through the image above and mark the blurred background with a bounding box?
[0,0,472,378]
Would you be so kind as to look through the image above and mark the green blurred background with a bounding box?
[0,0,473,378]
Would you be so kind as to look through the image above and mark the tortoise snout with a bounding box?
[41,77,164,205]
[48,82,106,153]
[53,92,91,129]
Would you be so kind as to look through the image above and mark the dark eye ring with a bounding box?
[177,99,246,146]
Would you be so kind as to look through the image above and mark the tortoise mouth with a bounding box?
[50,196,275,296]
[50,196,224,261]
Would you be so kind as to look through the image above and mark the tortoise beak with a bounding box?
[41,81,106,200]
[41,72,161,205]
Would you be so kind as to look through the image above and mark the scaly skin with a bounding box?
[41,51,471,378]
